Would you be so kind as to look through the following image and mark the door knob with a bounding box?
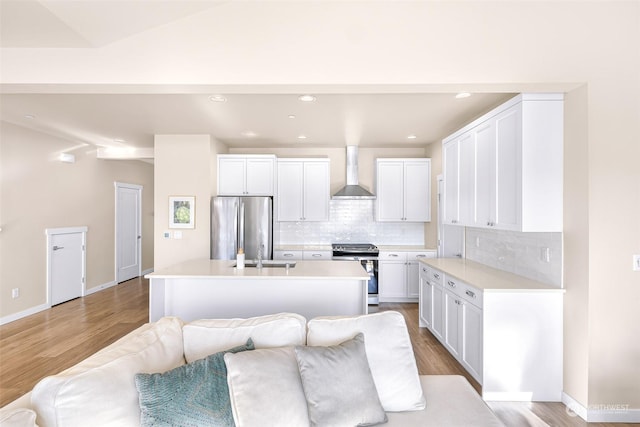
[53,246,64,251]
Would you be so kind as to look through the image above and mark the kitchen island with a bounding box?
[145,259,370,322]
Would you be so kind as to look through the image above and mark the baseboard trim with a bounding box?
[85,280,117,296]
[562,392,640,422]
[141,268,153,276]
[0,303,49,326]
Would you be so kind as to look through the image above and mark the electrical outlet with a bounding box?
[163,230,171,239]
[634,254,640,271]
[11,288,19,299]
[173,231,183,240]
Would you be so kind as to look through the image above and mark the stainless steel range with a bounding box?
[332,243,379,305]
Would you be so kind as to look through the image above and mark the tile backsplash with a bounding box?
[465,227,563,287]
[275,199,425,246]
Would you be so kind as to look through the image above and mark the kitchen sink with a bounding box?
[233,260,296,268]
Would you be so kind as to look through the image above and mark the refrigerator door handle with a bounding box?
[238,201,245,251]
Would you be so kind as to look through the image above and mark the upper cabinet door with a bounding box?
[443,141,460,225]
[218,157,247,195]
[404,160,431,222]
[458,132,477,226]
[493,105,522,231]
[246,158,275,196]
[277,161,304,221]
[376,160,405,221]
[303,161,330,221]
[474,121,496,228]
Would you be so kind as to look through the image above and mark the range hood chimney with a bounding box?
[332,146,376,200]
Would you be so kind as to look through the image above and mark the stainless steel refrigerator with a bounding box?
[210,196,273,261]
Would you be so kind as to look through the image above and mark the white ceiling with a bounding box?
[0,1,514,150]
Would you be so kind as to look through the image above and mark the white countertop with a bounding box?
[146,259,370,280]
[420,258,564,292]
[274,245,332,251]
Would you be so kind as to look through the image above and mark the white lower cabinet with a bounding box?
[380,250,436,302]
[274,249,332,261]
[302,250,332,260]
[445,274,484,383]
[273,250,303,261]
[419,261,563,402]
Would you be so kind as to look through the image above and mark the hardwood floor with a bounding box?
[0,278,635,426]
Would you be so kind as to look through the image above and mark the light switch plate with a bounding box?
[633,254,640,271]
[173,231,183,240]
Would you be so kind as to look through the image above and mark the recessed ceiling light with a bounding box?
[297,135,307,140]
[407,134,417,139]
[298,95,316,102]
[209,95,227,102]
[114,138,126,143]
[288,115,296,119]
[241,131,258,137]
[455,92,471,99]
[24,114,36,119]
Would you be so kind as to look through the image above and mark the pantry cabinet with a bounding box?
[217,155,276,196]
[376,159,431,222]
[442,93,563,232]
[379,250,436,302]
[276,159,330,222]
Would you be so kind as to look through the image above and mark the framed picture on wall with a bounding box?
[169,196,195,229]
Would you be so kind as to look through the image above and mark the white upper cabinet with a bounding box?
[376,158,431,222]
[276,159,330,222]
[442,93,563,232]
[217,155,276,196]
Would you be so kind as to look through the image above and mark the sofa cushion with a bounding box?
[295,333,387,427]
[183,312,307,363]
[307,311,425,412]
[31,317,185,427]
[135,338,254,427]
[0,407,38,427]
[385,376,504,427]
[224,347,309,427]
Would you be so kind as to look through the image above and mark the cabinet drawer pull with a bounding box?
[388,254,399,257]
[422,267,427,272]
[311,253,322,257]
[465,290,476,298]
[447,280,456,288]
[416,254,426,258]
[433,273,440,279]
[283,253,294,257]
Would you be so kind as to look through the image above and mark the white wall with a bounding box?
[0,122,154,320]
[153,135,215,271]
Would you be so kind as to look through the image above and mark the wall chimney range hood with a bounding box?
[332,146,375,200]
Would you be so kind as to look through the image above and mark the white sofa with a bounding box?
[0,311,504,427]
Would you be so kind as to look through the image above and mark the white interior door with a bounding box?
[116,183,142,283]
[47,227,86,306]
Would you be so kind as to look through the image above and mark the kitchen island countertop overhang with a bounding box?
[145,259,371,322]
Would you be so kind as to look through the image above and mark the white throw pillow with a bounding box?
[183,313,307,363]
[307,311,426,412]
[224,347,310,427]
[0,408,38,427]
[31,317,185,427]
